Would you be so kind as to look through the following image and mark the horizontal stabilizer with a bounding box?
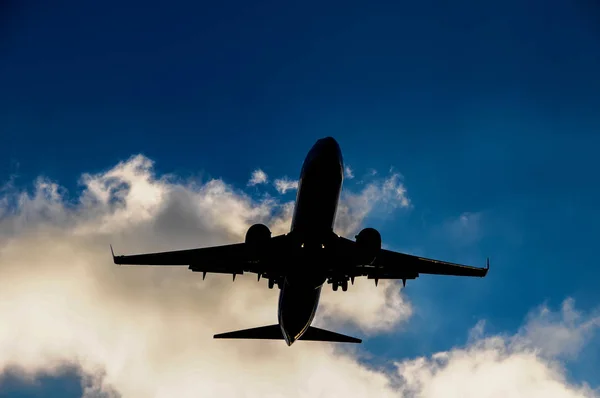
[214,325,284,340]
[213,324,361,343]
[299,326,362,343]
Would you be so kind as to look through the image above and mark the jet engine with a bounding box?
[355,227,381,265]
[245,223,272,259]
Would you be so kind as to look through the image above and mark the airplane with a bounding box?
[111,136,489,346]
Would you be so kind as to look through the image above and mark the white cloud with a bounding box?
[248,169,268,186]
[436,212,483,247]
[382,173,410,208]
[317,279,412,335]
[334,172,411,235]
[345,166,355,179]
[0,155,409,397]
[513,298,600,361]
[395,299,600,398]
[0,155,598,398]
[273,177,298,194]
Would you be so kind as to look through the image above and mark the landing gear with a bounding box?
[268,278,282,289]
[330,278,349,292]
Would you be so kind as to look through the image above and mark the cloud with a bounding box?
[394,299,600,398]
[0,155,410,397]
[0,155,598,398]
[247,169,268,186]
[435,212,483,246]
[382,173,410,208]
[334,172,411,235]
[345,166,354,179]
[513,298,600,361]
[316,279,412,335]
[273,177,298,194]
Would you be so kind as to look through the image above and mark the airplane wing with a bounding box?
[111,234,290,280]
[334,237,489,284]
[370,249,489,278]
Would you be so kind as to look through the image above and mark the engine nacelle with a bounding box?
[245,223,272,245]
[355,227,382,265]
[245,224,272,259]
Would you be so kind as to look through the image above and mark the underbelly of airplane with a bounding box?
[278,279,322,344]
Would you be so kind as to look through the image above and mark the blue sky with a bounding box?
[2,0,600,396]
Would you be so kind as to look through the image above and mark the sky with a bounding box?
[1,0,600,397]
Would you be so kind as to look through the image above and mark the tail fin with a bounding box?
[213,324,361,343]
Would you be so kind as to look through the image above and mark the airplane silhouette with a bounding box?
[111,137,489,345]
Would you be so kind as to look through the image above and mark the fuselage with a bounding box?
[278,137,344,345]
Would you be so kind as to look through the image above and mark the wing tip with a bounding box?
[482,257,490,276]
[110,244,120,265]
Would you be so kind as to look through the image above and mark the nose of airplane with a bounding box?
[317,136,340,152]
[301,136,344,176]
[314,137,343,162]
